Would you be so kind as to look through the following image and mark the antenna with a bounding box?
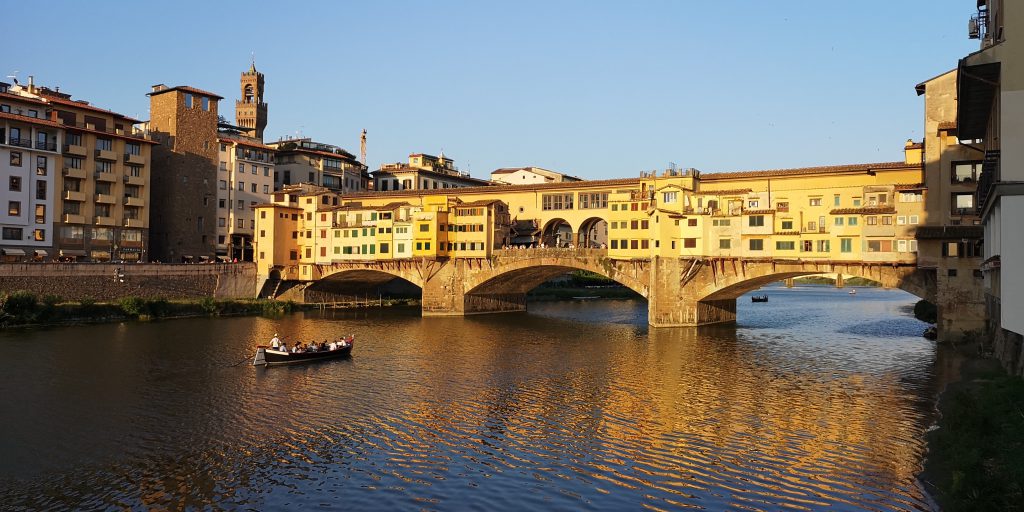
[6,71,19,85]
[360,129,367,164]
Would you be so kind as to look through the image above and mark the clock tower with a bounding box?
[235,60,268,140]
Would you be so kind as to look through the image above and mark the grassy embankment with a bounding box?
[923,334,1024,511]
[0,290,299,327]
[792,275,883,286]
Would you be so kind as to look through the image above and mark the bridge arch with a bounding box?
[577,216,608,248]
[463,252,648,299]
[540,218,574,247]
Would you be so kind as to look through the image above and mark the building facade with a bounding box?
[216,132,275,261]
[373,153,491,191]
[0,81,59,261]
[147,84,222,262]
[958,0,1024,373]
[268,138,368,193]
[1,78,155,262]
[491,166,582,185]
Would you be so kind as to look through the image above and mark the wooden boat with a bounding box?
[751,295,768,302]
[253,341,353,366]
[849,289,857,295]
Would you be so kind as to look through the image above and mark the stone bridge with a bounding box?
[284,248,939,328]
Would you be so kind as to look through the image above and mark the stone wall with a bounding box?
[0,263,256,301]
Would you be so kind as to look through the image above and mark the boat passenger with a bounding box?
[279,342,288,352]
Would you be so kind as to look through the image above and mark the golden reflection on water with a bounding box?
[0,288,936,510]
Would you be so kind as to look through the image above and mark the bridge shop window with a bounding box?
[719,239,731,249]
[776,241,795,250]
[749,239,764,251]
[841,238,853,253]
[542,193,574,211]
[748,215,765,227]
[809,198,822,206]
[817,240,830,252]
[683,238,696,248]
[834,217,844,226]
[866,240,893,252]
[580,192,609,209]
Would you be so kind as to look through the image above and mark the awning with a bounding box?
[956,60,1000,140]
[2,248,26,256]
[59,249,87,257]
[34,250,47,257]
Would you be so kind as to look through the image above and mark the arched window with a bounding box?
[244,84,254,103]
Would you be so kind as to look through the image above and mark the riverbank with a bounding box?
[0,290,302,328]
[922,338,1024,511]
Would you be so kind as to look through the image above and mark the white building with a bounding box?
[0,81,58,261]
[490,166,582,185]
[217,133,275,261]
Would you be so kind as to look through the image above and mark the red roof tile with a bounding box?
[829,207,897,215]
[702,161,915,180]
[147,85,224,100]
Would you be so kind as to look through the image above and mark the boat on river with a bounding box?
[253,340,353,366]
[751,295,768,303]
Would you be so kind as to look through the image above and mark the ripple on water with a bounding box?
[0,288,937,510]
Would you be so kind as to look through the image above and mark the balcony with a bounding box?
[124,152,145,165]
[124,218,145,228]
[95,148,117,161]
[35,140,57,151]
[62,167,86,179]
[976,150,1000,213]
[95,193,116,204]
[94,171,117,182]
[8,137,32,149]
[123,174,145,186]
[62,213,86,224]
[63,190,86,202]
[124,196,145,207]
[94,216,116,226]
[62,143,87,157]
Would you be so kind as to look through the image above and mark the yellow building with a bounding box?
[255,152,926,285]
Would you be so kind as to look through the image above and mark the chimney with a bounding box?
[27,75,35,94]
[151,84,168,93]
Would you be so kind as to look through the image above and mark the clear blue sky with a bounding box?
[5,1,977,180]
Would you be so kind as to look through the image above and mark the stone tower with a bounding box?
[235,61,268,140]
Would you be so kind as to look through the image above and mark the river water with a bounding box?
[0,286,939,511]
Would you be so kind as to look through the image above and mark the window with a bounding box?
[848,217,858,226]
[237,219,245,228]
[748,215,765,227]
[749,239,763,251]
[263,184,270,194]
[8,201,21,216]
[264,166,270,177]
[841,238,853,253]
[900,192,923,203]
[909,215,919,224]
[126,143,141,156]
[10,151,22,166]
[683,238,696,248]
[184,93,193,108]
[867,240,893,252]
[662,191,678,204]
[776,241,795,250]
[2,227,23,240]
[807,221,816,231]
[834,195,841,207]
[218,218,226,227]
[853,198,861,207]
[834,217,844,226]
[96,138,112,151]
[781,220,793,230]
[802,240,813,252]
[252,164,257,175]
[541,193,574,210]
[251,183,257,193]
[952,162,981,183]
[719,239,731,249]
[712,219,731,227]
[809,198,822,206]
[128,165,142,177]
[9,176,21,192]
[817,240,830,252]
[96,160,112,173]
[419,224,429,232]
[881,216,892,225]
[34,204,45,224]
[897,216,906,225]
[36,156,47,175]
[238,181,244,191]
[948,268,958,277]
[776,201,789,212]
[687,218,697,227]
[237,200,244,210]
[866,216,877,225]
[32,228,44,242]
[747,200,759,208]
[952,193,974,212]
[36,181,46,200]
[201,96,209,111]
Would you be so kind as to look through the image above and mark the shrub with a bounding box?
[914,300,938,324]
[0,291,39,324]
[118,297,147,317]
[199,296,218,315]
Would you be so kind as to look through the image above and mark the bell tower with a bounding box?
[235,59,268,140]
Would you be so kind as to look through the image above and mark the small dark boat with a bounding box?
[923,326,938,340]
[751,295,769,303]
[253,341,353,367]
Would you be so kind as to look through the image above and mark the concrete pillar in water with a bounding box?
[835,273,845,288]
[785,278,794,288]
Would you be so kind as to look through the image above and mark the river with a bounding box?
[0,286,939,510]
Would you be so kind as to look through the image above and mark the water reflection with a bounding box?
[0,286,936,510]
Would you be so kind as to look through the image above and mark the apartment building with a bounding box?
[216,131,275,261]
[957,0,1024,372]
[268,138,368,193]
[491,166,582,185]
[1,78,155,262]
[373,153,491,191]
[0,81,59,261]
